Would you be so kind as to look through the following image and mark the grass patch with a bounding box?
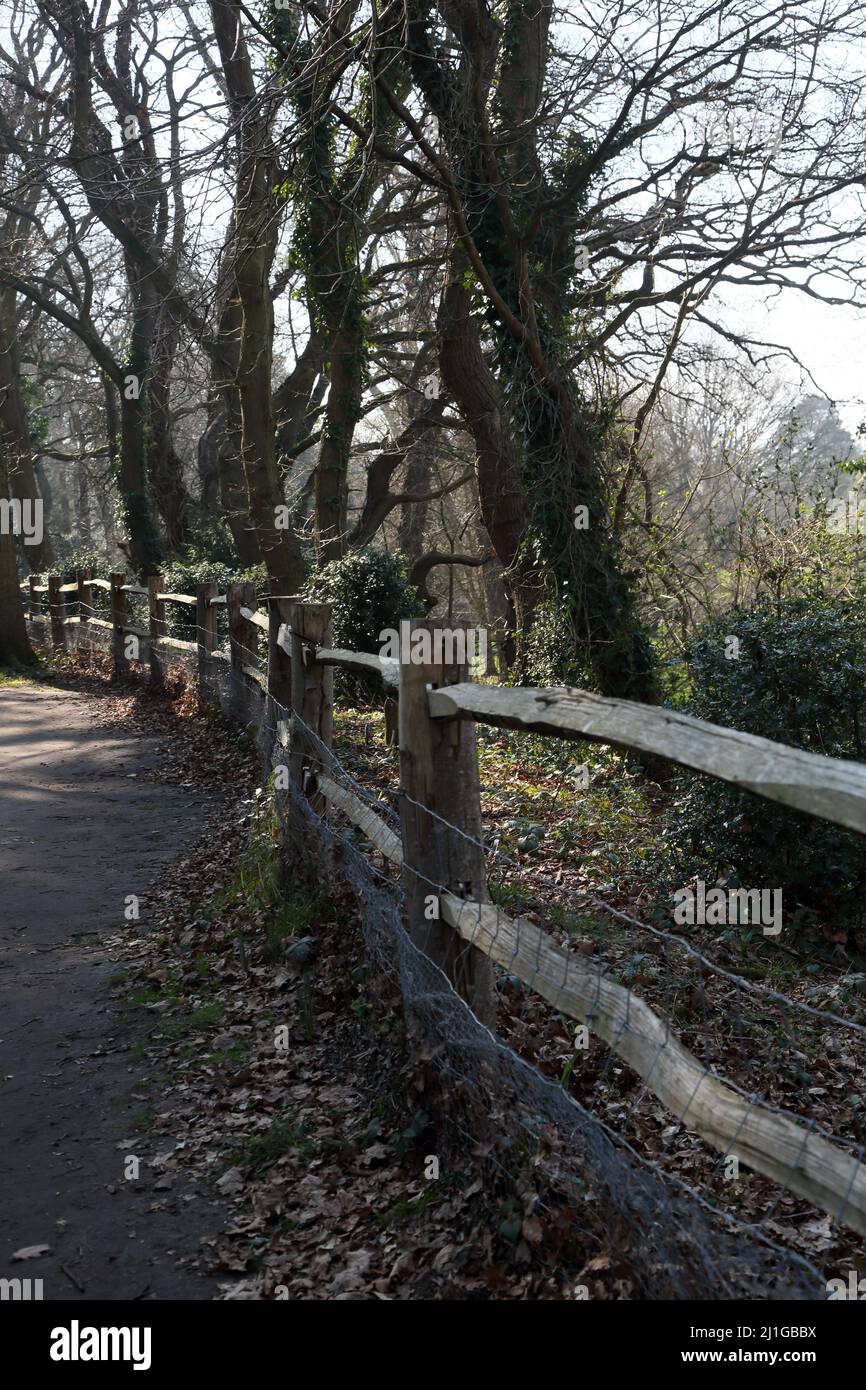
[207,1039,251,1069]
[208,801,336,960]
[547,904,618,938]
[126,984,170,1009]
[228,1117,320,1175]
[0,666,34,687]
[264,891,333,960]
[129,1107,155,1133]
[161,1000,224,1037]
[489,880,530,913]
[375,1187,441,1229]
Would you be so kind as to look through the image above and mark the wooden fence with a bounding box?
[20,571,866,1240]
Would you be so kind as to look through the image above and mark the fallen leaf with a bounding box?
[216,1166,245,1194]
[522,1215,543,1245]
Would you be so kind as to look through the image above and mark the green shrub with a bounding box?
[181,513,246,569]
[520,596,577,687]
[54,544,108,583]
[304,549,422,702]
[665,599,866,936]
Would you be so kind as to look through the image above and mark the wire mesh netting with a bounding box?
[277,756,826,1299]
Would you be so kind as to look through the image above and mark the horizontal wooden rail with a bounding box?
[157,591,197,606]
[274,627,399,690]
[271,634,866,833]
[312,769,866,1237]
[243,663,267,688]
[317,773,403,860]
[209,594,227,607]
[89,578,112,591]
[428,683,866,836]
[71,616,196,653]
[58,581,79,593]
[442,895,866,1236]
[239,605,270,632]
[120,583,149,596]
[31,584,49,594]
[314,645,399,686]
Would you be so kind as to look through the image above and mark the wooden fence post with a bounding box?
[76,569,92,658]
[384,694,398,747]
[76,568,92,620]
[196,580,218,706]
[28,574,38,622]
[267,592,298,800]
[110,572,128,680]
[48,574,65,650]
[398,620,496,1026]
[268,592,296,730]
[147,573,165,688]
[289,602,333,804]
[227,581,258,718]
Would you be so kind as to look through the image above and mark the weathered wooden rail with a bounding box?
[20,573,866,1239]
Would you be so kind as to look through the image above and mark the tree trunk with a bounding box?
[148,321,191,553]
[101,374,124,558]
[76,453,92,547]
[118,382,163,576]
[197,397,222,514]
[437,246,531,655]
[0,294,54,571]
[314,317,362,563]
[0,445,35,665]
[114,273,164,576]
[211,298,262,568]
[396,414,434,561]
[210,0,305,592]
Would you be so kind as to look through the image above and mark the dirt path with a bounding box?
[0,683,225,1300]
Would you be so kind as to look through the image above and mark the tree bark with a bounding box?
[147,316,191,552]
[396,411,434,560]
[210,0,305,592]
[0,444,35,665]
[437,246,532,646]
[0,293,54,571]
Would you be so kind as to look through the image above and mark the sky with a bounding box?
[749,292,866,434]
